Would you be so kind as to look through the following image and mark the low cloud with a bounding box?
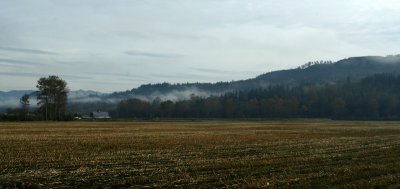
[368,55,400,64]
[131,87,223,102]
[0,99,20,108]
[0,99,38,109]
[0,87,224,110]
[68,90,106,103]
[0,93,38,108]
[67,90,125,104]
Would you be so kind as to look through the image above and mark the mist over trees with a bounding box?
[111,74,400,120]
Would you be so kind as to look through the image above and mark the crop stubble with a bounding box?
[0,120,400,188]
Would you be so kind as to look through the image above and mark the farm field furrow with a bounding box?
[1,120,400,188]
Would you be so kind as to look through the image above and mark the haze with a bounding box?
[1,0,400,92]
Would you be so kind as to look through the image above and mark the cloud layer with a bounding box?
[1,0,400,92]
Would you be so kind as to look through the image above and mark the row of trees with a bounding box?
[4,73,400,120]
[111,74,400,120]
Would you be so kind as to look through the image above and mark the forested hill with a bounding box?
[256,55,400,84]
[111,73,400,120]
[111,55,400,99]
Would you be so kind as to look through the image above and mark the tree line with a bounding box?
[111,74,400,120]
[4,73,400,121]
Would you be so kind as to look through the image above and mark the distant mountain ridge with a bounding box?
[256,55,400,84]
[111,55,400,100]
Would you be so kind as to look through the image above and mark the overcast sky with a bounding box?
[1,0,400,92]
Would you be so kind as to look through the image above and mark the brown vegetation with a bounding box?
[1,120,400,188]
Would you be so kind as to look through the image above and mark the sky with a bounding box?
[0,0,400,92]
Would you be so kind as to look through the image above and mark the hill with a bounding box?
[111,55,400,100]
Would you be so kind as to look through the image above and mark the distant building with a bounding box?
[81,115,91,119]
[89,111,111,119]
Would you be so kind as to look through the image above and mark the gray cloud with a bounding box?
[0,0,400,92]
[151,72,229,82]
[190,67,230,74]
[87,71,148,78]
[0,72,39,78]
[124,51,183,58]
[60,75,92,80]
[0,58,42,66]
[0,72,91,80]
[157,32,210,40]
[114,31,152,39]
[190,67,258,75]
[87,71,151,82]
[0,46,57,55]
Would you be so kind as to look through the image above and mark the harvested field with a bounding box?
[1,120,400,188]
